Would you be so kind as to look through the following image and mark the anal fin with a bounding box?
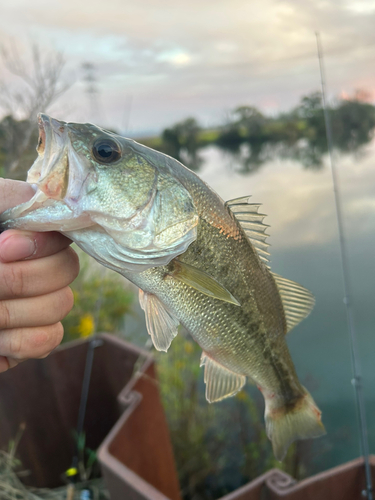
[200,352,246,402]
[139,290,179,352]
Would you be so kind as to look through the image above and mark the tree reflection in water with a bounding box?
[151,91,375,173]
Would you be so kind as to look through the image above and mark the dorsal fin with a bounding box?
[225,195,271,267]
[271,273,315,333]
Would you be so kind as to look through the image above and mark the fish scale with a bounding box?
[131,196,293,386]
[135,181,298,409]
[0,113,325,460]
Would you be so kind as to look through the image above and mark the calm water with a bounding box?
[194,142,375,472]
[123,140,375,488]
[117,140,375,495]
[122,140,375,486]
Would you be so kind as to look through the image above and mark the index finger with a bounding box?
[0,179,35,213]
[0,230,72,262]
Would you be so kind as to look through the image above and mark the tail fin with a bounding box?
[265,388,326,461]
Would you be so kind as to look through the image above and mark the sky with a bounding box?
[0,0,374,134]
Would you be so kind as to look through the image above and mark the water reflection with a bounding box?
[212,140,335,175]
[198,141,375,476]
[123,140,375,497]
[153,94,375,173]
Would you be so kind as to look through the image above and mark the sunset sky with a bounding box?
[1,0,374,134]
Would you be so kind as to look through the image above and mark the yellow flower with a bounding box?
[184,341,194,354]
[78,314,95,338]
[236,390,248,402]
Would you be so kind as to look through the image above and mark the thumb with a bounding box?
[0,179,35,213]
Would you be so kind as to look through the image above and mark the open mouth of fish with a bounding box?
[0,114,157,238]
[0,113,199,270]
[29,113,71,200]
[0,114,94,232]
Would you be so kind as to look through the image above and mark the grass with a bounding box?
[0,427,109,500]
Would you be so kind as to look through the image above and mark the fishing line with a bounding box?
[315,31,373,500]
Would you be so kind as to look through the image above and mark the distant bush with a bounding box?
[144,91,375,172]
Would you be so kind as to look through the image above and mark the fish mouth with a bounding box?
[0,114,95,232]
[37,113,67,156]
[29,114,70,199]
[37,115,46,155]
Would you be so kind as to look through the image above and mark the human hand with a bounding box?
[0,178,79,373]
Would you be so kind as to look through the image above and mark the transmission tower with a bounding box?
[82,62,99,122]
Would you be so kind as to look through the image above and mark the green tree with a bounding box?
[161,118,203,170]
[332,99,375,151]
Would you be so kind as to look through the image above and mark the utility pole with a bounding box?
[82,62,99,123]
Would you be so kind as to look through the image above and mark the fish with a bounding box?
[0,114,325,460]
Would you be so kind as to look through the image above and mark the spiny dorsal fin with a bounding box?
[170,260,241,306]
[200,352,246,402]
[225,195,271,267]
[139,289,179,351]
[271,273,315,333]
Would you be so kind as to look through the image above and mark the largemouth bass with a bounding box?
[0,114,325,459]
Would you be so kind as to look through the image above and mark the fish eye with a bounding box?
[92,139,121,164]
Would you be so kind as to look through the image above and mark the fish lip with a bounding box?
[34,114,71,200]
[37,114,54,163]
[37,113,66,153]
[37,115,46,154]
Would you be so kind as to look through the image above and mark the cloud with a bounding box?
[0,0,374,131]
[198,140,375,252]
[157,50,193,67]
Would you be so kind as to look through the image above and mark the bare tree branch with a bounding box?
[0,40,72,176]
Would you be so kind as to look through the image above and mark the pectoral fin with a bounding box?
[170,260,240,306]
[138,290,179,352]
[200,353,246,402]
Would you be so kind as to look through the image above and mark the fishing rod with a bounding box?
[66,337,103,500]
[315,31,373,500]
[65,265,107,499]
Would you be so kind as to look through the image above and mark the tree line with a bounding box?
[0,40,374,178]
[142,91,375,172]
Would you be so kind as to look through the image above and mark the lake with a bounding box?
[121,139,375,496]
[196,142,375,469]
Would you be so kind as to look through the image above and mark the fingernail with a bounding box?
[0,356,9,373]
[0,235,36,262]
